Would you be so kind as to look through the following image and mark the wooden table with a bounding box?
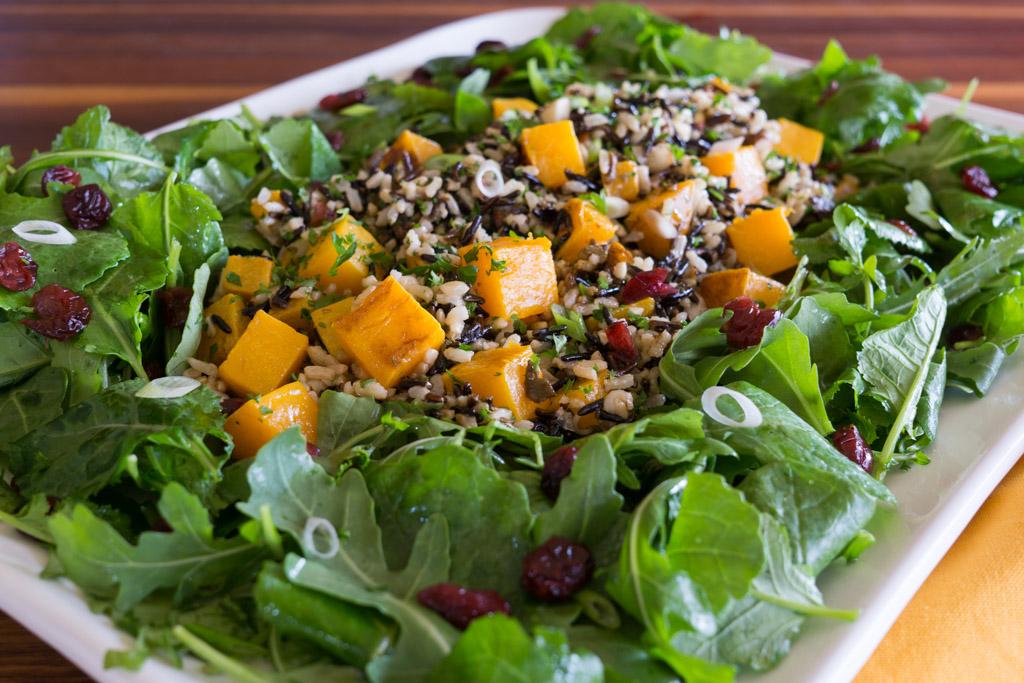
[1,1,1022,680]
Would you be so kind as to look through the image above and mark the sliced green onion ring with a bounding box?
[12,220,77,245]
[135,376,202,399]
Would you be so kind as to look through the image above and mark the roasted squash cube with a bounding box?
[726,208,798,276]
[557,198,619,262]
[461,236,558,319]
[607,241,631,268]
[603,160,640,201]
[626,181,698,259]
[219,310,309,397]
[520,120,585,188]
[492,97,538,119]
[701,146,767,206]
[220,255,273,298]
[198,294,249,364]
[700,268,785,308]
[270,297,314,333]
[380,129,442,169]
[774,119,825,166]
[449,344,536,420]
[311,297,355,359]
[225,382,319,459]
[333,276,444,388]
[297,216,382,296]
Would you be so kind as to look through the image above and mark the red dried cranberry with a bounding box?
[62,183,112,230]
[961,165,998,199]
[21,284,91,340]
[605,319,638,369]
[817,79,840,105]
[948,323,984,346]
[40,165,81,196]
[541,445,579,501]
[831,425,874,473]
[417,583,510,630]
[221,396,247,415]
[887,219,918,237]
[576,26,601,50]
[408,66,433,86]
[157,287,193,328]
[308,187,332,226]
[621,267,677,304]
[488,65,514,88]
[475,39,507,53]
[306,442,321,458]
[325,130,345,152]
[852,138,881,154]
[906,117,931,134]
[319,87,367,111]
[521,536,594,602]
[0,242,38,292]
[723,296,781,349]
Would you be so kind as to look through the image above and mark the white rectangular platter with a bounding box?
[3,7,1023,683]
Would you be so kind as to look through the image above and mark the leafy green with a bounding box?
[259,118,342,184]
[3,380,228,498]
[0,366,68,441]
[0,323,50,388]
[165,263,211,375]
[947,342,1008,396]
[50,482,263,612]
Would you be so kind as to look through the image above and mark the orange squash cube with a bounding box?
[726,208,798,276]
[220,255,273,298]
[380,129,443,169]
[219,310,309,397]
[461,236,558,319]
[607,241,631,268]
[311,297,355,359]
[557,198,619,262]
[492,97,538,119]
[270,297,314,333]
[700,268,785,308]
[449,344,536,420]
[603,160,640,201]
[225,382,319,459]
[197,294,249,364]
[774,119,825,166]
[520,120,586,188]
[297,216,382,296]
[701,146,767,206]
[333,276,444,388]
[626,181,698,259]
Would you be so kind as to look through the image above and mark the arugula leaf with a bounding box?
[665,27,772,83]
[259,118,342,184]
[317,390,383,454]
[4,379,228,498]
[49,482,263,612]
[0,322,49,388]
[49,343,108,406]
[195,120,261,175]
[947,342,1008,396]
[858,286,947,467]
[0,493,53,543]
[429,614,603,683]
[0,366,68,441]
[569,625,678,683]
[188,159,250,211]
[790,297,854,384]
[532,435,623,547]
[366,443,533,601]
[219,213,272,252]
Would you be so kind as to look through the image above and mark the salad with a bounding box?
[2,3,1023,681]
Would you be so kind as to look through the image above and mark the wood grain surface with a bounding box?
[1,1,1023,680]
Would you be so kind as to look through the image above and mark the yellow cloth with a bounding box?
[856,457,1024,682]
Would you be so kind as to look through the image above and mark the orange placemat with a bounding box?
[856,456,1024,682]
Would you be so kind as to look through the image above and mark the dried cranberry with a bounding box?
[308,186,332,226]
[961,165,998,199]
[408,66,433,86]
[62,183,112,230]
[319,87,367,111]
[157,287,193,328]
[576,26,601,50]
[0,242,38,292]
[21,284,91,340]
[906,117,931,134]
[948,323,984,346]
[818,79,840,105]
[831,425,874,473]
[221,396,247,415]
[541,445,579,501]
[488,65,514,88]
[851,138,881,154]
[621,267,677,304]
[325,130,345,152]
[723,296,781,349]
[605,319,638,369]
[521,536,594,602]
[417,583,511,630]
[887,219,918,237]
[40,165,81,196]
[475,39,507,53]
[306,442,321,458]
